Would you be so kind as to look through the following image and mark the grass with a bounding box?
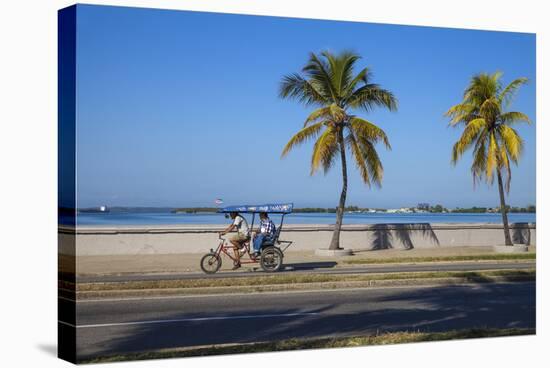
[344,253,536,265]
[75,269,535,293]
[81,327,534,363]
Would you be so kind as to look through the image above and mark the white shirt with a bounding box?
[233,215,249,236]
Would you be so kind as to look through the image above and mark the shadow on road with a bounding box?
[76,282,535,361]
[283,261,337,271]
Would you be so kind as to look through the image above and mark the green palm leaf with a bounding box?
[499,77,529,107]
[445,102,478,126]
[281,121,325,158]
[498,124,524,163]
[311,128,338,174]
[279,73,328,106]
[346,84,398,112]
[346,128,384,187]
[485,132,498,183]
[451,118,487,164]
[349,116,391,149]
[500,111,531,126]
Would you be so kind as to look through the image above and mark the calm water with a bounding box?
[71,211,536,226]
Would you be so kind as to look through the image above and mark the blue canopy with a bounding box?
[218,203,293,214]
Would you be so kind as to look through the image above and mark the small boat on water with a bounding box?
[78,206,110,213]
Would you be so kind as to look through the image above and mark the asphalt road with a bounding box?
[77,261,536,283]
[68,281,535,360]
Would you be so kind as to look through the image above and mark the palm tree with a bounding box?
[279,51,397,250]
[445,72,531,245]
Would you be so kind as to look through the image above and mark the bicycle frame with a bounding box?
[213,235,259,264]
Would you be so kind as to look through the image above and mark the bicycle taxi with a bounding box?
[200,203,294,274]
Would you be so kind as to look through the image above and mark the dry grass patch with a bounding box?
[344,253,535,265]
[82,327,534,363]
[76,269,535,292]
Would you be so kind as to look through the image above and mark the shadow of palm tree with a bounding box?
[511,223,531,245]
[75,282,535,362]
[283,262,338,271]
[370,223,440,250]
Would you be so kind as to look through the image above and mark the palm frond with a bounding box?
[498,124,524,163]
[451,118,487,164]
[463,72,502,109]
[471,136,487,188]
[445,103,478,126]
[498,77,528,107]
[346,129,385,187]
[281,121,325,158]
[360,139,384,186]
[346,131,371,186]
[499,111,532,126]
[349,116,391,149]
[303,52,338,102]
[479,97,501,121]
[304,106,331,127]
[346,84,398,112]
[345,67,371,96]
[279,73,328,106]
[321,50,360,99]
[310,127,338,174]
[485,132,498,183]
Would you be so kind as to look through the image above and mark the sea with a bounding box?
[71,211,536,227]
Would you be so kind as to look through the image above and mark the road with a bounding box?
[77,261,535,283]
[67,281,535,361]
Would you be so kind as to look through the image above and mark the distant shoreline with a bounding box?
[65,211,536,227]
[72,206,536,215]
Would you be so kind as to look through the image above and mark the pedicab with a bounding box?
[200,203,294,274]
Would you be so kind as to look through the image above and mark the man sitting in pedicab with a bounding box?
[252,212,276,257]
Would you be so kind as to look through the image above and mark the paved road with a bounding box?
[68,281,535,360]
[77,261,535,283]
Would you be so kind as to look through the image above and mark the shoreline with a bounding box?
[64,212,537,228]
[60,221,536,232]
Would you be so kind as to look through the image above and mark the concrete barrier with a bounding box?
[58,222,536,256]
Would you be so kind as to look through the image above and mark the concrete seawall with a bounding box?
[59,222,536,256]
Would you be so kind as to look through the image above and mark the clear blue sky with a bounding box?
[74,4,536,209]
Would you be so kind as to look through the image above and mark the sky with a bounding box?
[74,4,536,209]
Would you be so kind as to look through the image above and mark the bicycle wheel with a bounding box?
[260,246,283,272]
[200,253,222,274]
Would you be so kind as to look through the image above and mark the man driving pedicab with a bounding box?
[219,211,249,270]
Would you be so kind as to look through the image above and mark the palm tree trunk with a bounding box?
[329,130,348,250]
[496,169,513,246]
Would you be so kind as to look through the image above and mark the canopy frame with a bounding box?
[218,203,293,240]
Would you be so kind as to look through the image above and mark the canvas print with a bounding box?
[58,4,536,364]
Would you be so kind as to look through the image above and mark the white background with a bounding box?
[0,0,547,367]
